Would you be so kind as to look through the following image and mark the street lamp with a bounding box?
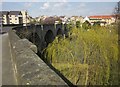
[41,25,44,41]
[62,21,66,39]
[25,10,27,26]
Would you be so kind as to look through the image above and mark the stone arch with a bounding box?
[56,28,63,36]
[29,32,41,47]
[44,30,54,45]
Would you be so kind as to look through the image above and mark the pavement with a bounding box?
[2,33,17,85]
[0,33,2,86]
[0,26,14,34]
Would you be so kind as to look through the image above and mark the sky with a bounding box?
[1,0,119,18]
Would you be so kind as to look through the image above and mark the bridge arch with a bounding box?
[44,30,54,45]
[56,28,63,36]
[29,32,41,47]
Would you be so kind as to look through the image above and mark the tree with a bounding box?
[76,21,81,28]
[114,1,120,20]
[44,27,118,85]
[82,21,91,30]
[93,21,101,26]
[67,21,74,31]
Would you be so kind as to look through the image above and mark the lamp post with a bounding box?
[54,21,59,43]
[41,25,45,48]
[26,10,27,26]
[62,21,66,39]
[33,23,37,44]
[41,25,43,40]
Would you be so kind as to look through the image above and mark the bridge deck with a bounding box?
[2,33,17,85]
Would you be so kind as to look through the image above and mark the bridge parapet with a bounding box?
[8,30,68,86]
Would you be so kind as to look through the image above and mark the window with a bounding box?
[2,21,5,23]
[15,18,17,20]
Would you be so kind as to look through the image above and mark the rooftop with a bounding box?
[9,11,22,15]
[89,15,114,19]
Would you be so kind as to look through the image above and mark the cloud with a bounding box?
[24,2,32,8]
[53,0,68,7]
[77,3,86,8]
[80,3,86,7]
[49,0,68,2]
[61,0,67,2]
[54,2,66,7]
[40,2,50,9]
[40,0,68,10]
[0,2,2,10]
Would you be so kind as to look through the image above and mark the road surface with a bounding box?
[2,33,17,85]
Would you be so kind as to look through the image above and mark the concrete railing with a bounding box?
[8,30,68,86]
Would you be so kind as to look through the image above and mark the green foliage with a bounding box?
[82,21,91,30]
[76,21,81,28]
[93,21,101,26]
[67,21,75,31]
[44,26,119,85]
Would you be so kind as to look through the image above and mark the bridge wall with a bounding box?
[8,30,68,85]
[13,24,66,52]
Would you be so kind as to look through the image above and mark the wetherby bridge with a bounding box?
[1,24,72,86]
[13,24,68,54]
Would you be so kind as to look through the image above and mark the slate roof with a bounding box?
[0,11,9,17]
[0,11,9,16]
[2,11,9,15]
[9,11,22,15]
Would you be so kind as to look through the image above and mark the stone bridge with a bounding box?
[1,25,73,86]
[13,24,68,53]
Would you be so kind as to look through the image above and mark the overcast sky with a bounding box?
[2,1,118,17]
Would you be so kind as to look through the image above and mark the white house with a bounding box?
[21,11,31,24]
[1,11,9,24]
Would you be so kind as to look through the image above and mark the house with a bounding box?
[21,11,31,24]
[35,15,48,24]
[59,16,68,23]
[89,15,115,26]
[68,16,84,25]
[9,11,23,24]
[83,16,90,23]
[1,11,32,25]
[43,16,62,24]
[1,11,9,24]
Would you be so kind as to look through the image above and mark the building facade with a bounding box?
[21,11,31,24]
[89,15,115,26]
[1,11,32,25]
[1,11,9,24]
[9,11,23,24]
